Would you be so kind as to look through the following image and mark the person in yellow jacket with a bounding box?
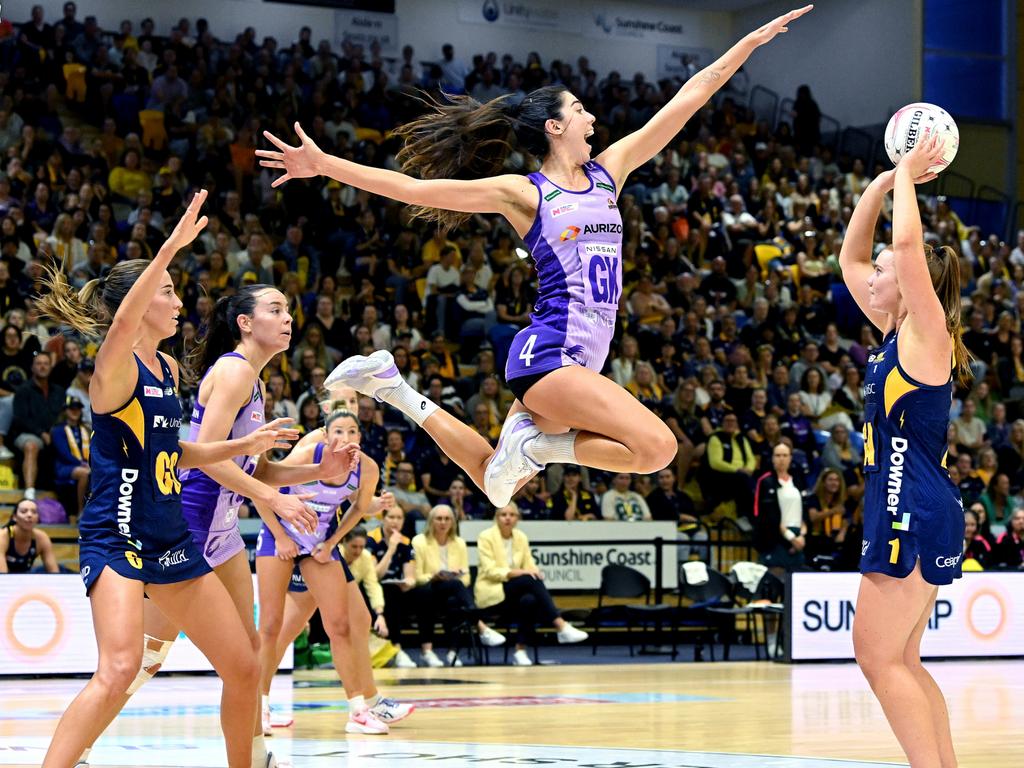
[475,503,589,665]
[412,504,506,666]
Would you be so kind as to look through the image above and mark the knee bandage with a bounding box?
[126,634,175,695]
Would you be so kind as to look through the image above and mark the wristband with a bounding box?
[784,529,796,542]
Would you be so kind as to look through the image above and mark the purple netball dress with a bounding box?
[255,443,361,561]
[179,352,265,568]
[505,160,622,385]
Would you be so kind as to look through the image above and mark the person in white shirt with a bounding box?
[425,246,460,334]
[601,473,652,521]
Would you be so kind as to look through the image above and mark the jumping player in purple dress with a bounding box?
[259,7,812,507]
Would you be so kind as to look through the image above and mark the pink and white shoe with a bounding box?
[346,707,390,735]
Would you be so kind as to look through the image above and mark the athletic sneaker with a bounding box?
[446,650,463,667]
[393,649,417,668]
[421,649,444,668]
[512,649,534,666]
[346,708,390,735]
[556,624,589,644]
[484,412,543,507]
[270,710,294,728]
[265,753,278,768]
[325,350,401,402]
[370,697,415,724]
[478,626,506,646]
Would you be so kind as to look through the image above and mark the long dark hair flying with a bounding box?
[393,85,568,230]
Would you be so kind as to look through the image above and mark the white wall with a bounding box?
[732,0,923,128]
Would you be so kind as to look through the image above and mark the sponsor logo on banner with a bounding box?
[334,10,398,56]
[789,572,1024,660]
[589,8,686,40]
[459,0,568,31]
[143,386,163,398]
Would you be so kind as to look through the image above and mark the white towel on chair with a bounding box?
[682,561,709,586]
[732,561,768,594]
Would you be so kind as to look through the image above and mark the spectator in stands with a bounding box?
[386,460,431,531]
[0,324,34,460]
[601,473,652,521]
[365,505,424,668]
[512,475,549,519]
[700,411,756,518]
[547,465,598,521]
[440,477,482,521]
[12,352,66,499]
[962,509,992,568]
[412,504,505,666]
[341,527,387,637]
[804,468,847,563]
[474,504,587,665]
[979,473,1020,527]
[51,395,90,519]
[754,441,806,572]
[993,508,1024,569]
[791,85,821,157]
[951,398,986,453]
[0,497,59,573]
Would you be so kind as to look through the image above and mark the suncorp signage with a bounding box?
[788,572,1024,661]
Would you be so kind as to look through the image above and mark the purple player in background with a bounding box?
[259,7,811,508]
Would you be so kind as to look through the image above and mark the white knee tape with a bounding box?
[126,635,175,695]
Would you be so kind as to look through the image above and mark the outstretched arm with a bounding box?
[837,172,895,333]
[257,124,535,223]
[596,6,812,187]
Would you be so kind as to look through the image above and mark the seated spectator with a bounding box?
[798,368,852,431]
[601,473,652,521]
[626,362,664,414]
[441,477,484,521]
[385,460,431,535]
[979,473,1020,528]
[609,334,642,388]
[0,498,59,573]
[12,352,65,499]
[962,509,992,568]
[780,392,816,457]
[546,465,598,521]
[341,526,387,635]
[955,453,986,507]
[365,505,426,668]
[107,149,150,202]
[820,424,864,497]
[645,466,705,561]
[753,442,806,573]
[412,504,506,666]
[512,476,549,519]
[699,412,757,517]
[474,504,588,665]
[51,395,90,519]
[804,468,847,562]
[0,323,34,459]
[951,398,986,453]
[993,508,1024,568]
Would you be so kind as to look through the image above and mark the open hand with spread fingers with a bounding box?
[256,122,326,188]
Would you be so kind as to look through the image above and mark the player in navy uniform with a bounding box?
[258,8,812,510]
[838,132,967,767]
[36,191,300,768]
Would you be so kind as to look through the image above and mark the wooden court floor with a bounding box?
[1,660,1020,767]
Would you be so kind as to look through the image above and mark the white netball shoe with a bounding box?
[484,411,543,508]
[325,350,402,402]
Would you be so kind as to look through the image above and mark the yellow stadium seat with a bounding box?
[138,110,168,151]
[63,63,87,102]
[754,243,783,279]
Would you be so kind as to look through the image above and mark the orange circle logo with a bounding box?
[5,593,65,657]
[965,587,1007,642]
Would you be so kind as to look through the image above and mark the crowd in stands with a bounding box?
[0,2,1023,599]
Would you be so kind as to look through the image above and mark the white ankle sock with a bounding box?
[348,694,366,713]
[78,748,91,764]
[251,735,267,765]
[380,381,439,427]
[525,431,579,465]
[367,692,382,707]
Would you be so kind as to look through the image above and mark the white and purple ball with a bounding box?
[884,102,959,174]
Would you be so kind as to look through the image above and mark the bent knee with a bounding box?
[323,617,352,640]
[633,426,677,474]
[218,646,259,684]
[97,651,143,694]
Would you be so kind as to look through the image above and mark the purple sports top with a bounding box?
[278,443,361,554]
[505,160,622,381]
[179,352,265,541]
